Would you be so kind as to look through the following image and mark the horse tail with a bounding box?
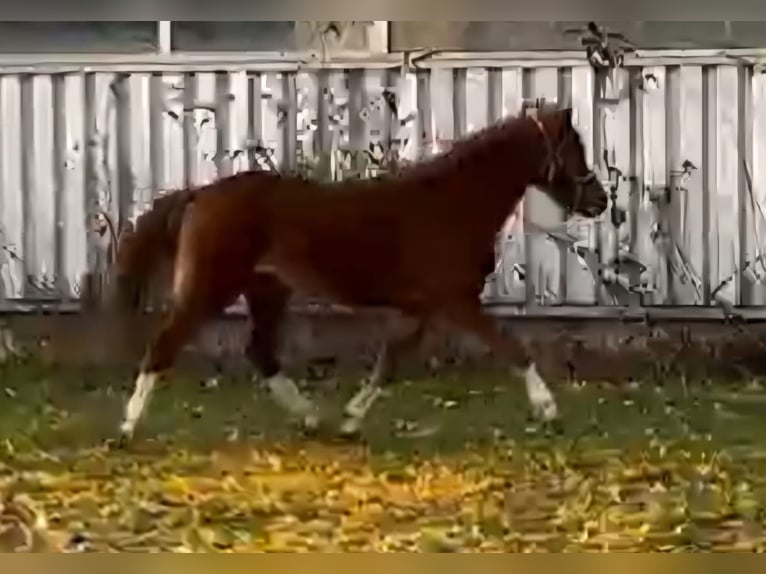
[96,209,120,267]
[111,188,197,312]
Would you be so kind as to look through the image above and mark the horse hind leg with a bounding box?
[339,317,427,437]
[243,273,321,431]
[119,220,249,443]
[118,301,204,442]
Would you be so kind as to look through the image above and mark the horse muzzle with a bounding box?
[574,176,609,218]
[579,200,608,218]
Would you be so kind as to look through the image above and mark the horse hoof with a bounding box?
[337,417,364,441]
[295,414,324,438]
[545,418,565,437]
[298,423,320,439]
[115,431,133,450]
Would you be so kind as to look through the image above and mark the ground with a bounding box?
[2,359,766,552]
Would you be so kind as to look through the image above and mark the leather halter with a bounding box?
[529,116,597,213]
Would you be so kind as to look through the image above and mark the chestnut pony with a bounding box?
[112,106,608,443]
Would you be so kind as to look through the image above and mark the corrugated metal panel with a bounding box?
[2,56,766,316]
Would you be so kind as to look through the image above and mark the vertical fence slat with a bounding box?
[313,69,332,172]
[20,74,35,295]
[215,71,232,178]
[568,66,597,305]
[677,66,705,306]
[149,72,165,196]
[714,66,740,308]
[523,67,560,307]
[491,67,524,303]
[114,73,133,232]
[628,68,646,307]
[362,69,389,178]
[163,74,185,193]
[428,68,453,157]
[738,65,755,305]
[334,71,351,177]
[82,73,100,278]
[247,72,263,171]
[664,65,682,304]
[452,68,467,139]
[487,68,503,124]
[294,72,313,173]
[415,69,432,159]
[751,70,766,307]
[591,69,609,305]
[0,77,6,299]
[35,76,56,295]
[128,74,152,218]
[556,67,572,304]
[482,68,504,301]
[261,73,282,171]
[182,72,198,187]
[0,77,7,299]
[0,76,22,299]
[348,69,368,175]
[281,72,298,173]
[228,71,249,175]
[102,75,119,242]
[398,70,418,162]
[602,69,635,305]
[466,69,489,135]
[641,66,668,305]
[702,66,717,306]
[52,74,67,297]
[380,68,399,153]
[194,73,217,185]
[31,75,56,296]
[62,74,86,299]
[522,68,535,307]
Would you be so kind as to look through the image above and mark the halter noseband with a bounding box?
[530,116,597,213]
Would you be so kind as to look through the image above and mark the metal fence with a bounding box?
[1,50,765,318]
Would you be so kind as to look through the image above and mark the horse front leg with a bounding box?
[339,318,427,437]
[118,302,203,443]
[441,300,558,423]
[244,273,321,431]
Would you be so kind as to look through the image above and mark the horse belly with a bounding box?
[255,255,393,307]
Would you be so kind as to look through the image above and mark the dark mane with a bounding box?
[393,114,528,183]
[189,114,534,202]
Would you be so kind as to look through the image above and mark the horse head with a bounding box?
[528,105,608,219]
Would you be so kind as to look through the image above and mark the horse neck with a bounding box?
[434,119,546,229]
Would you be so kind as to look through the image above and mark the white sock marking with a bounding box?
[345,383,383,419]
[524,362,558,421]
[119,371,159,438]
[339,415,364,436]
[340,383,383,435]
[265,373,319,429]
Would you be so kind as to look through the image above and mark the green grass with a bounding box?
[2,358,766,552]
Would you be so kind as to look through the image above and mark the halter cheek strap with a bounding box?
[529,116,598,213]
[530,117,557,183]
